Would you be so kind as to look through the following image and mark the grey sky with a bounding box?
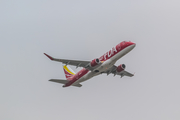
[1,0,180,120]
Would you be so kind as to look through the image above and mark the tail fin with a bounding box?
[63,65,76,80]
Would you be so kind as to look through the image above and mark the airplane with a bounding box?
[44,41,136,87]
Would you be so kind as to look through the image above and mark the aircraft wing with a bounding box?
[102,65,134,77]
[44,53,90,68]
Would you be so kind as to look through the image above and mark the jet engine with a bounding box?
[90,58,101,67]
[117,64,126,72]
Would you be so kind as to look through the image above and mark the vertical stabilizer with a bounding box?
[63,65,76,80]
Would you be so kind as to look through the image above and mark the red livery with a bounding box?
[44,41,136,87]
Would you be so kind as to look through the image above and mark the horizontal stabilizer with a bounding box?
[73,84,82,87]
[49,79,68,84]
[49,79,82,87]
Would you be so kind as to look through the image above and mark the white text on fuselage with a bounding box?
[100,47,117,61]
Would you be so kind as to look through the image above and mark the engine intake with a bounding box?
[117,64,126,72]
[90,58,101,67]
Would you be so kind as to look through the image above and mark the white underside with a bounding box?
[72,44,135,86]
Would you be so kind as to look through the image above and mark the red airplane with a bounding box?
[44,41,136,87]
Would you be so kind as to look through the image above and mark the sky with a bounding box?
[1,0,180,120]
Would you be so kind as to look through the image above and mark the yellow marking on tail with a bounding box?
[63,65,75,75]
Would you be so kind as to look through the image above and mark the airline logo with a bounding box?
[99,46,118,61]
[63,65,75,80]
[99,41,132,61]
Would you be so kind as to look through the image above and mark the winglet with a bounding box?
[44,53,54,60]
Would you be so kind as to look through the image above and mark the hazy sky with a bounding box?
[1,0,180,120]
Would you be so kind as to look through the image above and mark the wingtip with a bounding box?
[44,53,54,60]
[133,72,135,76]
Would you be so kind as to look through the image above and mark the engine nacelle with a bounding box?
[90,58,101,67]
[117,64,126,72]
